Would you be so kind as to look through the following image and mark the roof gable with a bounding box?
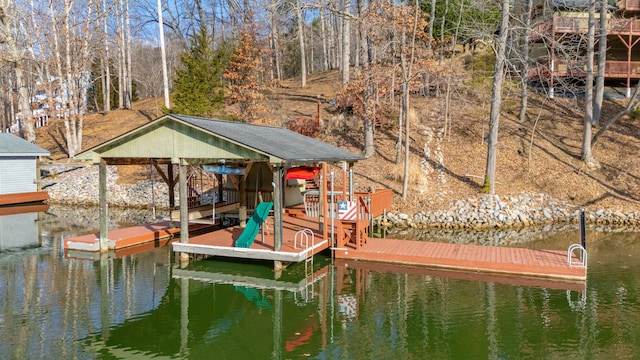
[79,114,364,165]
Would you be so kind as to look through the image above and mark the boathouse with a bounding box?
[75,114,391,268]
[0,133,50,206]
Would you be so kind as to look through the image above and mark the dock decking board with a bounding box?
[333,238,586,281]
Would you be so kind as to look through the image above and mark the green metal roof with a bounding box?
[78,114,364,165]
[0,133,50,157]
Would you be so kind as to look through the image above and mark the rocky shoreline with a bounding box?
[379,193,640,230]
[42,163,640,232]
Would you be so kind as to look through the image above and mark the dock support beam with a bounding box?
[179,162,189,264]
[273,167,283,252]
[99,159,108,252]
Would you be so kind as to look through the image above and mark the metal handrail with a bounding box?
[568,244,587,267]
[294,228,315,252]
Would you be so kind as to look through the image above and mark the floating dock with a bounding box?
[333,238,587,281]
[63,221,215,252]
[63,218,587,282]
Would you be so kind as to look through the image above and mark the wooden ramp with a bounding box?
[64,221,215,252]
[333,238,587,281]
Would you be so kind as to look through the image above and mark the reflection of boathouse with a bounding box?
[0,204,49,250]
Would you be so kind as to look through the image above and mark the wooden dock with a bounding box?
[64,221,215,252]
[62,214,587,283]
[172,215,330,263]
[333,238,587,281]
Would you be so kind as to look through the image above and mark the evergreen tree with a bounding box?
[170,25,226,117]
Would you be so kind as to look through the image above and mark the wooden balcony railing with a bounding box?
[553,16,640,34]
[528,60,640,80]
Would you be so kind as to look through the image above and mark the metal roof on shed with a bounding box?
[78,114,364,165]
[0,133,50,157]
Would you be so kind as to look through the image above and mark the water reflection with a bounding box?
[0,205,639,359]
[0,204,48,251]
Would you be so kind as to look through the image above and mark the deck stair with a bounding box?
[234,201,274,248]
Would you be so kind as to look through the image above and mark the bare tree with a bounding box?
[0,0,37,142]
[295,0,307,87]
[102,0,112,112]
[518,0,533,123]
[482,0,509,194]
[592,0,607,124]
[581,0,598,169]
[341,0,350,84]
[157,0,170,109]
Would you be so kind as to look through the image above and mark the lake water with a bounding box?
[1,205,639,359]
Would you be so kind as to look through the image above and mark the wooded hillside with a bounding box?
[35,69,640,214]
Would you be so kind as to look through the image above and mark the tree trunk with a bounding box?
[363,83,375,158]
[320,9,329,71]
[14,64,36,142]
[519,0,533,123]
[158,0,170,109]
[582,0,599,169]
[482,0,510,194]
[341,0,351,84]
[117,0,125,109]
[401,0,420,201]
[270,4,282,80]
[126,0,132,109]
[63,0,80,158]
[593,0,607,124]
[329,8,337,70]
[103,0,111,112]
[295,0,307,87]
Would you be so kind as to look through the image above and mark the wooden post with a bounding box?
[99,159,108,252]
[178,162,189,263]
[342,161,347,201]
[273,167,282,252]
[319,162,328,238]
[168,163,175,209]
[239,174,247,227]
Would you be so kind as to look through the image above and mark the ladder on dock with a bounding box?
[295,229,316,304]
[567,244,587,268]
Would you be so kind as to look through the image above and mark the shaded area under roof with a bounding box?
[0,133,50,157]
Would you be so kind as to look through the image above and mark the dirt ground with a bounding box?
[35,70,640,215]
